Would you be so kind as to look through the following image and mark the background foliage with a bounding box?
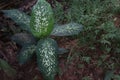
[53,0,120,79]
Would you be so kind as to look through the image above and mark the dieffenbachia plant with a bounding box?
[2,0,83,80]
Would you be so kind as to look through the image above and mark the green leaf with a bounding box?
[0,59,16,77]
[11,33,36,46]
[18,44,36,64]
[2,9,31,32]
[36,38,58,80]
[51,22,83,36]
[82,56,91,63]
[113,75,120,80]
[30,0,54,39]
[104,70,114,80]
[100,39,111,45]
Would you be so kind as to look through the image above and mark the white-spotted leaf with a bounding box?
[30,0,54,38]
[36,38,58,80]
[2,9,31,32]
[18,44,36,64]
[51,22,83,36]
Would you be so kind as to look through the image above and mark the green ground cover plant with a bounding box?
[53,0,120,79]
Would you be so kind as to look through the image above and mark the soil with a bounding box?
[0,0,120,80]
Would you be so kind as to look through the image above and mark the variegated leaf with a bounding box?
[36,38,58,80]
[30,0,54,38]
[18,44,36,64]
[51,22,83,36]
[2,9,31,32]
